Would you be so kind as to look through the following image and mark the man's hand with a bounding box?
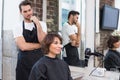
[30,16,39,25]
[71,40,80,47]
[75,40,80,47]
[71,40,76,46]
[75,22,80,28]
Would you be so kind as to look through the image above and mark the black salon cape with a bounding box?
[104,49,120,72]
[29,56,73,80]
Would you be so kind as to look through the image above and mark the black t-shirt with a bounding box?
[29,56,73,80]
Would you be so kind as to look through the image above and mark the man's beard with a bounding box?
[25,17,31,21]
[73,21,76,24]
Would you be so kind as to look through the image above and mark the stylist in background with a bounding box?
[61,10,82,66]
[13,1,47,80]
[104,36,120,72]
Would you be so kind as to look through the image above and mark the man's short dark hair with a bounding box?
[19,1,32,11]
[68,10,79,19]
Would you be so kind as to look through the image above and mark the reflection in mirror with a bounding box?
[59,0,86,67]
[104,36,120,72]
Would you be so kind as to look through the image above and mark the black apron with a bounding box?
[64,43,84,67]
[16,21,43,80]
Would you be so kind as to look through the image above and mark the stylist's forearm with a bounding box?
[31,16,46,43]
[77,23,81,42]
[36,22,46,43]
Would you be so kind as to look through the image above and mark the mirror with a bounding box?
[59,0,86,67]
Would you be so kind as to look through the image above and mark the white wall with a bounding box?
[0,0,3,38]
[115,0,120,30]
[85,0,95,52]
[2,0,22,80]
[85,0,96,67]
[3,0,22,30]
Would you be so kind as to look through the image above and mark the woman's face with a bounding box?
[113,41,120,48]
[48,37,62,57]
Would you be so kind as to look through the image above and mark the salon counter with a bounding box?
[70,66,120,80]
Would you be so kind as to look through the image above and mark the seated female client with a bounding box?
[104,36,120,72]
[29,33,73,80]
